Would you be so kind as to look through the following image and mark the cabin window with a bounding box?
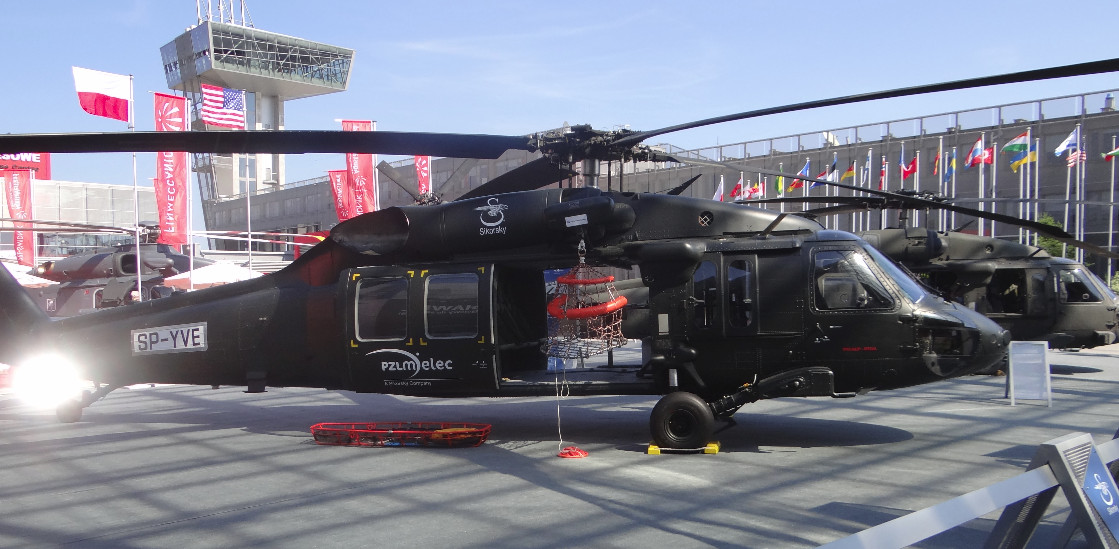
[355,278,408,340]
[1058,268,1104,303]
[813,250,893,310]
[425,273,479,339]
[727,259,753,327]
[985,269,1026,314]
[692,260,718,329]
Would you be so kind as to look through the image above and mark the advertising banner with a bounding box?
[415,155,431,195]
[2,169,35,266]
[153,93,189,245]
[342,120,377,215]
[0,152,50,180]
[328,169,353,221]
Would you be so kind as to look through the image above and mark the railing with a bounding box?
[820,431,1119,548]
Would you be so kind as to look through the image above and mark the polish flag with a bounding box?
[72,67,130,122]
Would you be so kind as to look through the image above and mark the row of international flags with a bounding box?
[714,125,1119,202]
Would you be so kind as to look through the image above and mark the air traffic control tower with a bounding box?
[159,11,353,228]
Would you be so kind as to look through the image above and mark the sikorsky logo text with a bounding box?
[369,349,455,379]
[474,197,509,236]
[479,225,507,236]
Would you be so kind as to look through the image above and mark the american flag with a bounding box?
[200,83,245,129]
[1067,150,1088,167]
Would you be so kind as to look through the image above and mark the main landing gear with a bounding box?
[649,392,715,449]
[649,367,848,449]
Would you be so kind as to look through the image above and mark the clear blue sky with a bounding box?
[4,0,1119,186]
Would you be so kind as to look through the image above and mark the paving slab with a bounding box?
[0,348,1116,548]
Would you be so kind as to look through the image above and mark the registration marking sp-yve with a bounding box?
[132,322,208,355]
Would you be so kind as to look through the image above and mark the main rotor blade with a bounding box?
[433,158,479,196]
[615,57,1119,147]
[664,174,703,196]
[376,161,422,202]
[746,184,1119,259]
[0,218,133,233]
[456,156,576,201]
[0,130,535,158]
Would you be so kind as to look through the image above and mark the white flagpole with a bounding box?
[372,121,380,211]
[1109,135,1116,280]
[937,137,945,230]
[880,155,887,229]
[246,158,252,272]
[778,162,784,214]
[130,75,143,303]
[1063,153,1072,258]
[951,147,958,230]
[245,94,252,272]
[913,149,921,228]
[186,95,195,291]
[991,138,998,238]
[1033,138,1041,245]
[864,147,872,232]
[978,133,986,237]
[1076,125,1085,263]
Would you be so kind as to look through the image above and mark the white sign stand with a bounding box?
[1006,341,1052,406]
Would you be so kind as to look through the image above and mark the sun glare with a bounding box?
[12,355,86,410]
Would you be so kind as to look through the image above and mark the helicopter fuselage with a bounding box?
[16,190,1008,413]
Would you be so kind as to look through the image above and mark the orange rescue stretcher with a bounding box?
[310,422,491,448]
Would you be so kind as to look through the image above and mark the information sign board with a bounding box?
[1007,341,1051,406]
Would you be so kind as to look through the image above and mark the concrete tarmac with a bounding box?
[1,346,1117,548]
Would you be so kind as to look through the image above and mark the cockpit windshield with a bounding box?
[860,242,928,303]
[1059,268,1107,303]
[1084,268,1118,301]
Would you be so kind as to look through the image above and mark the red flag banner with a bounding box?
[72,67,130,122]
[153,93,189,245]
[415,155,431,195]
[328,169,353,221]
[2,169,34,266]
[342,120,377,215]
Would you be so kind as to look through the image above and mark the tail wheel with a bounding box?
[56,400,83,423]
[650,391,714,449]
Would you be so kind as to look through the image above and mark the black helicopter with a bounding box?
[750,191,1119,350]
[1,58,1115,448]
[863,227,1118,349]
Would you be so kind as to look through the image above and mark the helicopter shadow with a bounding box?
[717,413,913,453]
[29,387,912,454]
[1049,364,1104,375]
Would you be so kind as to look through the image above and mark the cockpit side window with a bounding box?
[813,250,893,310]
[1059,268,1104,303]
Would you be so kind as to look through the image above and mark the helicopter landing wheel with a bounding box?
[650,391,714,449]
[56,399,84,423]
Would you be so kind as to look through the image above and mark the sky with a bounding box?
[4,0,1119,188]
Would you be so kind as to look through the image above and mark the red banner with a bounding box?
[415,155,431,195]
[2,169,34,266]
[328,169,353,221]
[0,152,50,180]
[153,93,188,245]
[342,120,377,215]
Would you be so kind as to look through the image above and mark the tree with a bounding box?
[1034,213,1074,259]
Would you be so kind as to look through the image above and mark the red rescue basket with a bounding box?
[310,422,492,448]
